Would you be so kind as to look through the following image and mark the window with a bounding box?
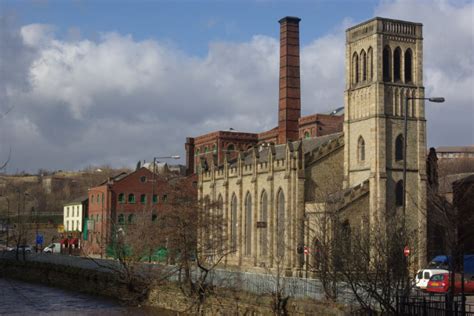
[101,193,104,206]
[118,193,125,204]
[118,214,124,225]
[152,214,157,222]
[217,194,224,251]
[152,194,158,204]
[304,131,310,139]
[260,190,268,256]
[276,189,285,258]
[128,214,134,224]
[367,47,373,81]
[77,220,79,231]
[91,195,94,204]
[140,176,146,183]
[66,221,69,231]
[358,136,365,162]
[394,47,401,82]
[227,144,235,152]
[396,180,404,206]
[231,194,238,251]
[352,52,359,84]
[162,194,168,203]
[66,207,69,217]
[97,195,100,204]
[405,48,413,83]
[204,147,209,153]
[383,46,391,82]
[140,194,146,204]
[213,144,217,153]
[245,192,252,256]
[128,194,136,204]
[395,134,404,161]
[360,49,367,81]
[195,148,200,155]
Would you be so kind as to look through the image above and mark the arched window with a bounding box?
[195,148,200,155]
[231,194,238,251]
[360,49,367,81]
[245,192,252,256]
[90,195,94,204]
[367,47,373,81]
[128,214,134,224]
[395,180,404,206]
[304,131,310,139]
[217,194,224,250]
[118,193,125,204]
[383,46,391,82]
[358,136,365,162]
[213,144,217,153]
[405,48,413,83]
[227,144,235,152]
[352,52,359,84]
[395,134,404,161]
[140,194,146,204]
[118,214,124,225]
[204,147,209,153]
[394,47,401,82]
[128,194,135,204]
[260,190,268,256]
[276,189,285,258]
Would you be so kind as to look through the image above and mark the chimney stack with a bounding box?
[278,16,301,144]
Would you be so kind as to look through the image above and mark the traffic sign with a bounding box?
[36,234,44,245]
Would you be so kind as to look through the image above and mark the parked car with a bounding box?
[415,268,449,290]
[426,273,474,294]
[43,243,61,254]
[7,245,32,253]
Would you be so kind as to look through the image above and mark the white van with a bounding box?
[415,268,449,290]
[43,243,61,254]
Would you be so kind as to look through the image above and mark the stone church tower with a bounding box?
[343,18,427,265]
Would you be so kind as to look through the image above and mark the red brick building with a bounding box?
[185,17,344,174]
[85,167,196,256]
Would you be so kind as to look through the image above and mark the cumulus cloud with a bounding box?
[0,0,472,173]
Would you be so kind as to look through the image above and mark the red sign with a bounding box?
[404,246,410,257]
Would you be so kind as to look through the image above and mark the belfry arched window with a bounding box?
[395,134,404,161]
[352,52,359,84]
[245,192,252,256]
[276,189,285,258]
[360,49,367,81]
[394,47,402,82]
[358,136,365,162]
[405,48,413,83]
[383,46,391,82]
[259,190,268,256]
[231,194,238,251]
[367,47,373,81]
[395,180,404,206]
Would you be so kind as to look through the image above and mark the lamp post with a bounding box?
[402,96,444,222]
[0,195,10,248]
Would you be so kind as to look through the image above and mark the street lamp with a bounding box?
[402,96,445,221]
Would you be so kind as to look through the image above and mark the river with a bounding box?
[0,278,176,315]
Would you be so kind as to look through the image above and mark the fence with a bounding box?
[397,293,474,315]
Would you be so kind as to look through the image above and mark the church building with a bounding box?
[190,16,428,275]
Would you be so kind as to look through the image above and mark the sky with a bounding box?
[0,0,473,173]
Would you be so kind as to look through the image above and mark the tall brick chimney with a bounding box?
[278,16,301,144]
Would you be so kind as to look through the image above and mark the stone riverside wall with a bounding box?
[0,257,350,315]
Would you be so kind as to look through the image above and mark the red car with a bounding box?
[426,273,474,294]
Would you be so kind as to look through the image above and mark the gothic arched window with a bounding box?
[231,194,238,251]
[304,131,310,139]
[405,48,413,83]
[358,136,365,162]
[367,47,373,81]
[394,47,402,82]
[245,192,252,256]
[260,190,268,256]
[396,180,404,206]
[352,52,359,84]
[395,134,404,161]
[217,194,224,250]
[276,189,285,258]
[383,46,391,82]
[227,144,235,152]
[360,49,367,81]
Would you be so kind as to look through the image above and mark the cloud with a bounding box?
[0,0,472,173]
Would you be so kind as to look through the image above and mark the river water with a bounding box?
[0,278,176,315]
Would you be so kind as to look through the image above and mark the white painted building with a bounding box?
[63,196,88,232]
